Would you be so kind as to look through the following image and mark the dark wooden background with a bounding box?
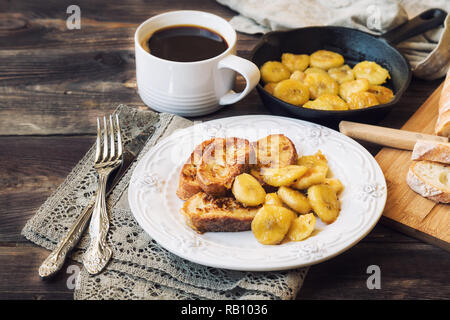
[0,0,449,300]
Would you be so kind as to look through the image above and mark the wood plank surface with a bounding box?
[376,84,450,250]
[0,246,77,300]
[0,0,266,136]
[0,0,449,300]
[0,136,94,243]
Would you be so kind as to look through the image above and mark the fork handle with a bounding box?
[82,172,113,274]
[38,197,95,278]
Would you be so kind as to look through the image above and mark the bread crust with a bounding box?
[435,68,450,137]
[180,192,260,233]
[406,161,450,203]
[196,137,252,197]
[176,138,215,200]
[411,140,450,164]
[435,109,450,137]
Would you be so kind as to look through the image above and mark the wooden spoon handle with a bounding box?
[339,121,448,151]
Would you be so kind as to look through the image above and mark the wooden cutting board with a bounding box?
[376,83,450,251]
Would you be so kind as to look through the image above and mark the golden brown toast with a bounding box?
[176,138,216,200]
[180,192,260,233]
[250,134,298,188]
[253,134,298,168]
[196,137,253,197]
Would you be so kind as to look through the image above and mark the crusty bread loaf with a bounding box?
[411,140,450,164]
[435,68,450,137]
[180,192,260,233]
[436,110,450,137]
[176,138,215,200]
[196,137,252,197]
[406,160,450,203]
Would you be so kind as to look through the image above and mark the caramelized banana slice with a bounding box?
[281,53,310,72]
[290,70,306,82]
[323,178,344,194]
[232,173,266,206]
[347,91,380,110]
[297,151,328,167]
[304,73,339,99]
[265,193,284,206]
[277,186,312,214]
[353,61,390,85]
[307,184,340,224]
[303,94,349,111]
[250,166,265,185]
[292,151,328,190]
[339,79,370,102]
[368,85,394,104]
[292,166,328,190]
[286,213,316,241]
[310,50,344,70]
[328,65,354,84]
[251,205,296,245]
[261,165,308,187]
[260,61,291,83]
[264,82,277,95]
[273,79,310,106]
[304,67,328,75]
[303,100,334,111]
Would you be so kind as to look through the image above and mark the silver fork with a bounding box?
[82,115,123,274]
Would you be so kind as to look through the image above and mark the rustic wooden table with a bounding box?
[1,0,449,300]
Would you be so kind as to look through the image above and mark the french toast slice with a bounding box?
[180,192,260,233]
[250,134,298,187]
[176,138,216,200]
[253,134,298,168]
[196,137,253,197]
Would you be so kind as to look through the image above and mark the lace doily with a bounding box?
[21,105,308,300]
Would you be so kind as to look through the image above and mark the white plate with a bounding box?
[128,115,386,271]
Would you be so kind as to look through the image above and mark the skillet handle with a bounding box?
[380,8,447,45]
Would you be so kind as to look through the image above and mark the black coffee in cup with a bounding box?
[142,25,228,62]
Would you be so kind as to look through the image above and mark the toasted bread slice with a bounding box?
[406,160,450,203]
[180,192,260,233]
[250,134,297,188]
[196,137,252,197]
[253,134,298,168]
[176,139,216,200]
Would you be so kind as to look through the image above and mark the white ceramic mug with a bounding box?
[134,10,260,116]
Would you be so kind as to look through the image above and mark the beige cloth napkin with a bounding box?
[22,105,308,300]
[218,0,450,79]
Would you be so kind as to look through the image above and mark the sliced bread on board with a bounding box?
[406,160,450,204]
[411,139,450,164]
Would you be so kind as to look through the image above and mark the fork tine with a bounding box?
[115,114,123,159]
[109,115,115,160]
[102,116,108,161]
[95,118,101,163]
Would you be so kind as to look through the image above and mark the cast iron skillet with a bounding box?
[250,8,447,124]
